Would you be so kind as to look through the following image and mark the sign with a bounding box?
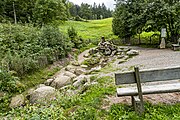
[161,28,166,38]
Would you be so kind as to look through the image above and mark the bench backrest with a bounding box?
[115,66,180,85]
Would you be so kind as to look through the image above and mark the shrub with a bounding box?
[0,24,72,76]
[68,27,85,48]
[0,67,23,93]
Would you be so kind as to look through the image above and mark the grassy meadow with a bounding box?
[59,18,118,41]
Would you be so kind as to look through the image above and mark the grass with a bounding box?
[133,31,160,45]
[59,18,118,41]
[20,66,61,89]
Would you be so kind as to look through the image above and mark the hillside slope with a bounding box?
[59,18,117,40]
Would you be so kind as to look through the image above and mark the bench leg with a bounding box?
[131,96,145,115]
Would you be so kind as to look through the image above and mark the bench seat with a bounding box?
[117,82,180,96]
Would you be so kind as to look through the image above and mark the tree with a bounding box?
[32,0,67,26]
[0,0,68,26]
[79,3,92,20]
[69,2,112,20]
[113,0,180,43]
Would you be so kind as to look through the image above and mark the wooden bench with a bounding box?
[172,39,180,51]
[115,66,180,115]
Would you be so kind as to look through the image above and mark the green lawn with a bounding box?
[59,18,117,40]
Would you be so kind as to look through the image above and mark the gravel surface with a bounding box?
[116,47,180,70]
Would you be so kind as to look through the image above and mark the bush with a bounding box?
[68,27,85,48]
[0,24,72,76]
[0,67,23,93]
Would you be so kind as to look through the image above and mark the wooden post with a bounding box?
[134,67,145,115]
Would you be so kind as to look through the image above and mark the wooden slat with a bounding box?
[115,66,180,85]
[117,83,180,96]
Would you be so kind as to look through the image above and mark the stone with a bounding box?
[71,61,80,66]
[60,85,71,90]
[80,65,88,68]
[117,55,124,59]
[104,48,112,56]
[30,86,56,104]
[63,71,76,79]
[117,48,124,53]
[9,94,25,108]
[118,60,126,64]
[74,68,86,75]
[90,66,102,73]
[44,79,54,86]
[121,47,131,52]
[89,48,98,55]
[126,50,139,56]
[79,83,91,93]
[65,65,76,73]
[83,53,90,58]
[111,50,117,56]
[91,82,98,85]
[123,56,129,60]
[73,75,88,87]
[51,75,72,89]
[66,90,77,96]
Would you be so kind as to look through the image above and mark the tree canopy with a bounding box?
[69,2,112,20]
[0,0,69,26]
[113,0,180,43]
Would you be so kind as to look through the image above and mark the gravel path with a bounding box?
[116,47,180,70]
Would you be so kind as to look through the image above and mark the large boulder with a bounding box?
[29,86,56,104]
[51,75,72,89]
[9,94,25,108]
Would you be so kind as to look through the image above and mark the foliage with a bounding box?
[0,23,72,79]
[0,68,22,93]
[0,0,69,25]
[109,103,180,120]
[69,2,112,20]
[67,26,85,48]
[82,56,101,67]
[113,0,180,43]
[32,0,67,26]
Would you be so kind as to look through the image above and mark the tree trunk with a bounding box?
[13,2,17,24]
